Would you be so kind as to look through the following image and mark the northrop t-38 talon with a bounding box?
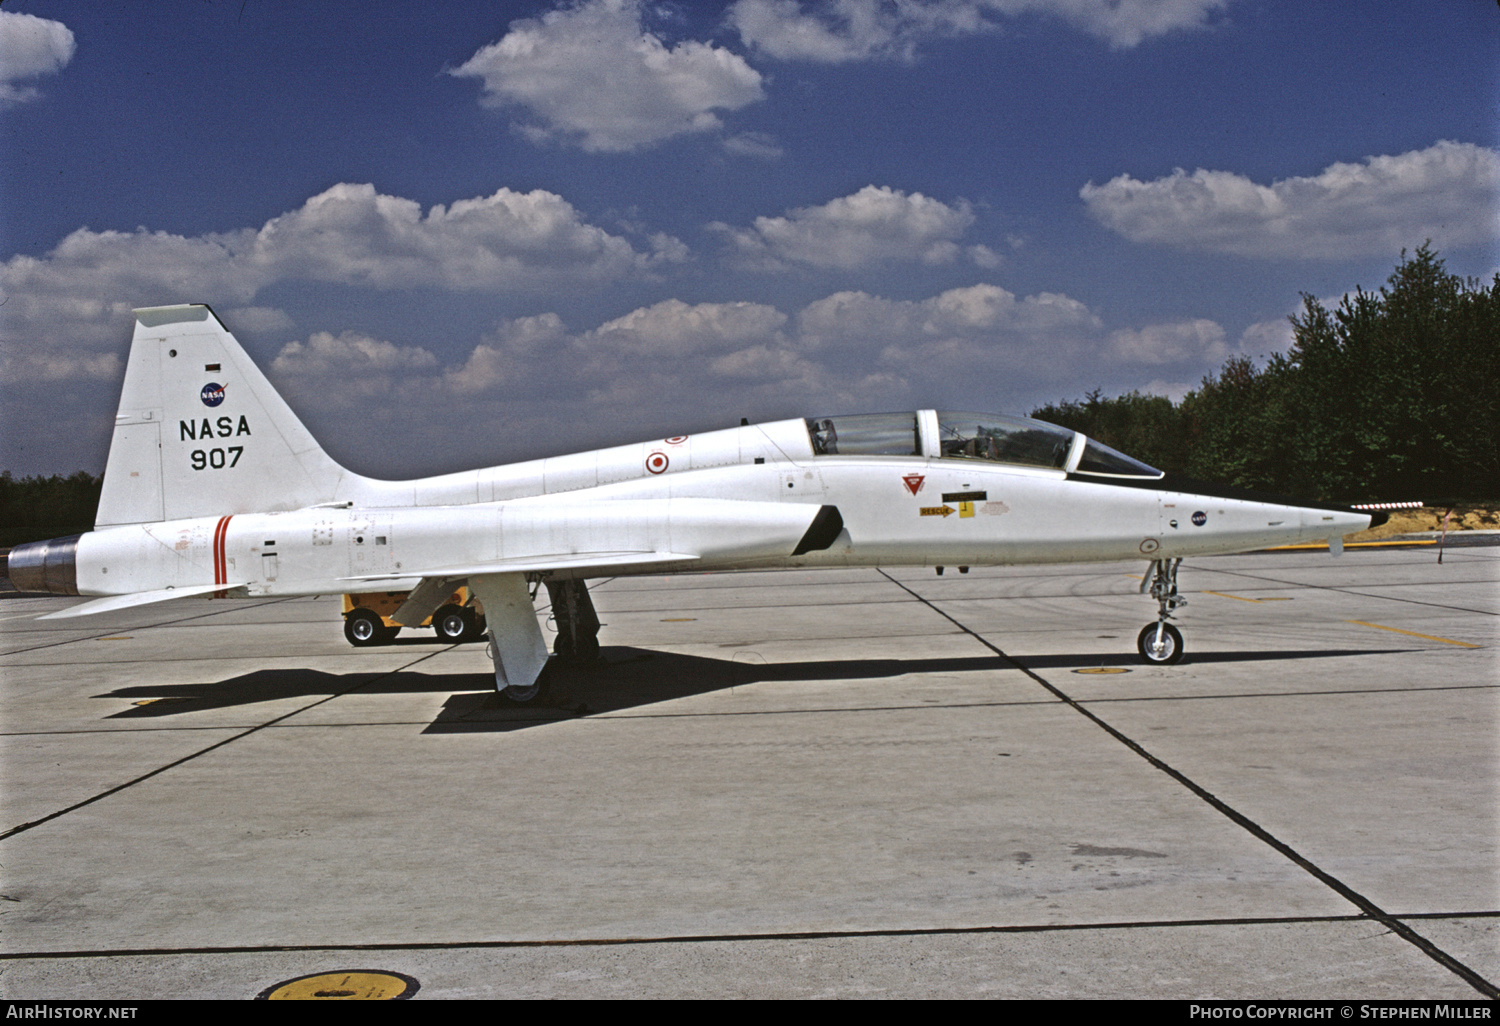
[5,305,1379,699]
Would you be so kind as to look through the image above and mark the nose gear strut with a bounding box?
[1138,557,1186,665]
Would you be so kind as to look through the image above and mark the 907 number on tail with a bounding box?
[191,446,243,470]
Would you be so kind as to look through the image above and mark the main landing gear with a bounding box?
[546,579,601,664]
[469,576,603,705]
[1138,557,1186,665]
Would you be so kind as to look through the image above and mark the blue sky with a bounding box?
[2,0,1496,478]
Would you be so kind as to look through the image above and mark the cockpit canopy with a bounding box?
[805,410,1162,478]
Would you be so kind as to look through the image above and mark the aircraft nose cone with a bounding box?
[1304,507,1372,537]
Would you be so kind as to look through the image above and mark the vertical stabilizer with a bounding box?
[96,305,350,526]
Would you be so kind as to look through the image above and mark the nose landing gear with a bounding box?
[1138,557,1186,665]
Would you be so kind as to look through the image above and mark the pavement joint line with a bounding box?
[1203,566,1500,617]
[1344,620,1483,647]
[874,569,1500,1000]
[5,910,1498,961]
[0,647,448,843]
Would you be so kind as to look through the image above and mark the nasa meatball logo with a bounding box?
[200,382,226,407]
[1191,511,1207,526]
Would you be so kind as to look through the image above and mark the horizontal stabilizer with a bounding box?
[38,582,246,619]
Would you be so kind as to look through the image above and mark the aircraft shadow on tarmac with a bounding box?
[98,644,1413,732]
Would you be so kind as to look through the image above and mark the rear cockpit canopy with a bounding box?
[807,412,920,457]
[805,410,1162,479]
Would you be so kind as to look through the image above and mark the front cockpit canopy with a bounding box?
[805,410,1162,478]
[935,412,1072,469]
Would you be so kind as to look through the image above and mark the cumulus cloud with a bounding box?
[586,299,790,356]
[796,283,1104,393]
[711,185,983,269]
[799,283,1099,346]
[250,183,676,287]
[728,0,1227,62]
[273,331,437,381]
[451,0,764,152]
[1081,141,1500,259]
[1107,318,1228,365]
[0,183,677,371]
[1237,317,1294,357]
[0,10,75,106]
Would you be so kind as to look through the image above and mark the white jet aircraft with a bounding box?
[6,305,1377,700]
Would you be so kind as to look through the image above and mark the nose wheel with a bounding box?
[1138,557,1186,665]
[1137,622,1183,664]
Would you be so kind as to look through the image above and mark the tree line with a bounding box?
[1031,246,1499,504]
[0,471,104,548]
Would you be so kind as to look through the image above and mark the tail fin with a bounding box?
[96,305,350,526]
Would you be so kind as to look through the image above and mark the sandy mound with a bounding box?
[1349,505,1499,541]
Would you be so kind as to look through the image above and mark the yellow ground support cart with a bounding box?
[341,588,486,647]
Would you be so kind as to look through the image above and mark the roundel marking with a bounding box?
[1139,538,1160,554]
[664,435,688,445]
[646,452,669,474]
[257,970,420,1000]
[201,382,226,407]
[1191,510,1208,526]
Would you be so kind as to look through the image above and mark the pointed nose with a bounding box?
[1304,508,1372,538]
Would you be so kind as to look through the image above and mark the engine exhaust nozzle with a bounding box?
[4,535,82,595]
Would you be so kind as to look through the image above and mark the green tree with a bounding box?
[1178,356,1299,492]
[0,471,103,547]
[1283,245,1500,501]
[1033,247,1499,503]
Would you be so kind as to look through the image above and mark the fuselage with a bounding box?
[23,410,1371,602]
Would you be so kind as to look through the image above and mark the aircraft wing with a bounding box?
[341,549,701,584]
[344,499,843,585]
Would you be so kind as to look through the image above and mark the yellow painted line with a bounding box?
[1203,590,1262,603]
[1346,621,1481,648]
[1268,540,1437,550]
[1074,667,1131,674]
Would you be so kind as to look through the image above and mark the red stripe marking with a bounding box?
[213,515,232,596]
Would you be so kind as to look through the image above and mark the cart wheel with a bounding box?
[433,605,469,643]
[344,609,385,647]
